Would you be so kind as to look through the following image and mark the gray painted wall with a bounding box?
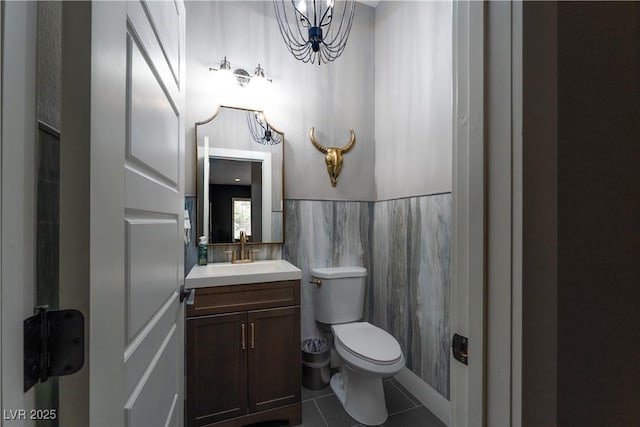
[185,1,376,201]
[185,1,452,201]
[374,1,453,199]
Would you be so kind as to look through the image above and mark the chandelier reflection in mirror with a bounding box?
[247,111,282,146]
[273,0,356,65]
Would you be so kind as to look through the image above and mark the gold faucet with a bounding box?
[239,230,247,257]
[224,231,260,264]
[229,230,254,264]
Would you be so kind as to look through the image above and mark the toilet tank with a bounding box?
[311,266,367,324]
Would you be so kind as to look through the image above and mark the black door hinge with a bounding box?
[179,285,194,304]
[452,333,468,365]
[24,307,85,392]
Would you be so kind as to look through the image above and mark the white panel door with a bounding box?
[451,1,485,426]
[58,1,186,425]
[124,1,186,426]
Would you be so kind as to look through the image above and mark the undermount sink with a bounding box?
[185,259,301,288]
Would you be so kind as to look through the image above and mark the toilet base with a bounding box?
[330,369,388,426]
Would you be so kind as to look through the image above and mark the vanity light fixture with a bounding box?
[247,111,282,146]
[273,0,356,65]
[209,58,272,87]
[217,56,231,72]
[253,63,265,79]
[210,56,236,88]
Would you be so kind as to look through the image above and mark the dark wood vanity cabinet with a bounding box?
[186,280,301,427]
[188,313,248,424]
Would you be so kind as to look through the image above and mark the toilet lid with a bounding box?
[332,322,402,364]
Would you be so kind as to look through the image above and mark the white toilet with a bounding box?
[311,266,405,426]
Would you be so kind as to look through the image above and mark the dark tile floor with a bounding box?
[298,378,446,427]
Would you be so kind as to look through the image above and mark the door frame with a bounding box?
[1,1,38,423]
[484,2,523,425]
[451,1,523,425]
[450,1,486,425]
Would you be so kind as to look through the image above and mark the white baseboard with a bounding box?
[394,367,450,426]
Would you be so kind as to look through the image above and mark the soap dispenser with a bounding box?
[198,236,208,265]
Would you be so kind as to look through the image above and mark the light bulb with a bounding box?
[248,75,268,110]
[213,68,236,106]
[218,68,236,90]
[297,0,307,14]
[248,75,268,95]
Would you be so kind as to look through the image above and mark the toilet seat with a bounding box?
[332,322,402,365]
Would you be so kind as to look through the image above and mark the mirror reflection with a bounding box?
[196,106,284,245]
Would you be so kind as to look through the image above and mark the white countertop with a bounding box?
[185,259,302,288]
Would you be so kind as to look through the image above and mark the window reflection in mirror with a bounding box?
[232,198,251,241]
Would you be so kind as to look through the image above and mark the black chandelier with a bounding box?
[273,0,356,65]
[246,111,282,146]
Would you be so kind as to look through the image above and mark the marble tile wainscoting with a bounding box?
[283,200,373,340]
[371,193,452,399]
[284,193,451,401]
[207,244,282,264]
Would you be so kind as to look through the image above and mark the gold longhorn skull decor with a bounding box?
[309,127,356,188]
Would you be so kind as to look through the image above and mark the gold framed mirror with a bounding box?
[195,106,284,246]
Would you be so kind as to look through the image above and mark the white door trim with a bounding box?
[451,2,523,425]
[484,3,524,425]
[451,1,485,425]
[1,2,38,424]
[209,146,273,242]
[485,2,523,425]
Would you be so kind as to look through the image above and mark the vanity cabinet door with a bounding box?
[187,312,248,427]
[247,307,301,413]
